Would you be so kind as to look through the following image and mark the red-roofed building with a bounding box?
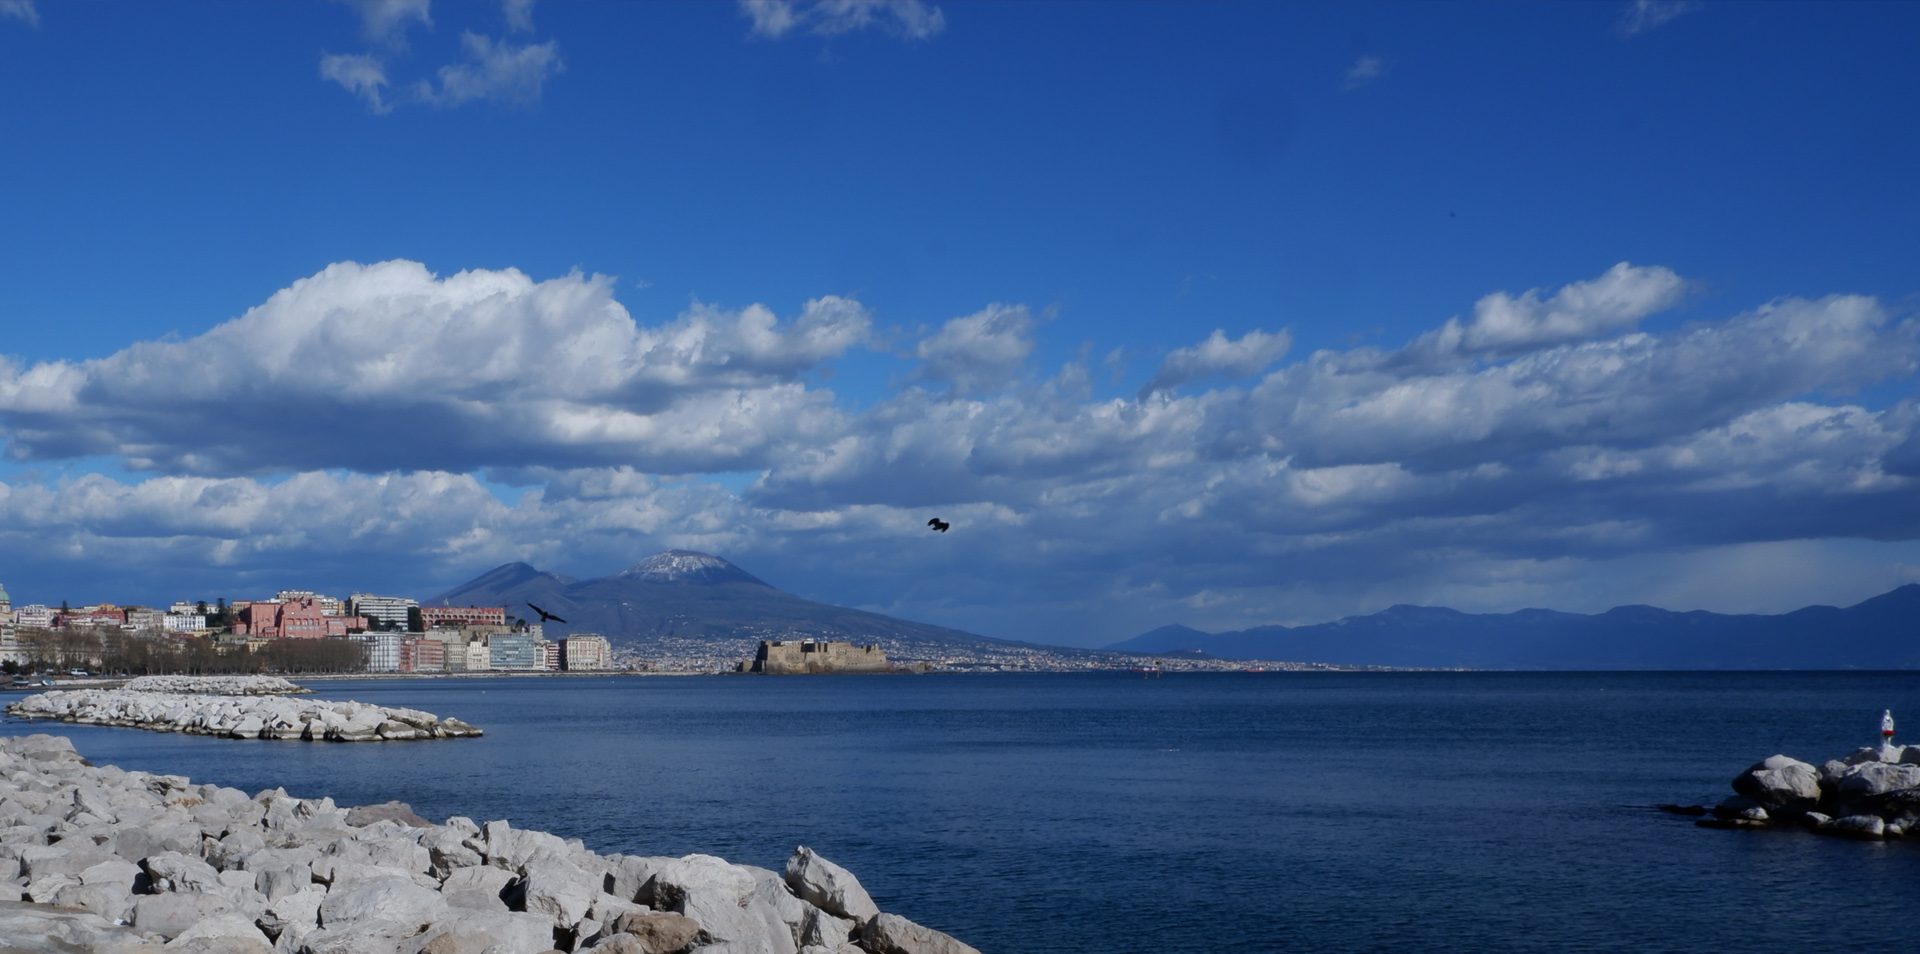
[234,598,363,639]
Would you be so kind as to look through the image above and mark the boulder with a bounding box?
[409,911,557,954]
[858,914,982,954]
[649,855,757,911]
[134,892,242,937]
[520,855,599,928]
[1834,761,1920,799]
[603,911,701,954]
[345,803,431,829]
[164,912,276,954]
[317,878,449,936]
[1731,755,1823,812]
[440,865,516,912]
[782,849,878,924]
[1821,814,1887,839]
[1710,795,1768,822]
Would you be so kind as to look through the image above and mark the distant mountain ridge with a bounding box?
[1108,585,1920,669]
[426,550,1036,656]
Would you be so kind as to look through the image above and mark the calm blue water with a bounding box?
[8,672,1920,953]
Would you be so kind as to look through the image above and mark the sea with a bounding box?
[7,671,1920,953]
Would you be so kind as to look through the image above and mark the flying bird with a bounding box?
[524,602,567,624]
[927,518,950,533]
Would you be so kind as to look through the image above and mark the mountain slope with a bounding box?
[1108,585,1920,669]
[427,550,1036,656]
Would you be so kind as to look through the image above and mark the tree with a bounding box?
[407,606,425,633]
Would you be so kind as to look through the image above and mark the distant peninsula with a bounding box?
[1109,585,1920,670]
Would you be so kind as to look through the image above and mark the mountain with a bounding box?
[1107,585,1920,670]
[426,550,1038,658]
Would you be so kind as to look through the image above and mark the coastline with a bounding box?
[0,732,981,954]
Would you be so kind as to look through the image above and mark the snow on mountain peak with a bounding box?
[618,550,768,586]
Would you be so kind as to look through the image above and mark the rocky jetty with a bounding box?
[0,734,980,954]
[5,691,480,742]
[122,676,313,696]
[1678,743,1920,839]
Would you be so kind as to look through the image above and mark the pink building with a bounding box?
[235,598,364,638]
[402,637,445,672]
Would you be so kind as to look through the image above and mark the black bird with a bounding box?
[524,602,567,624]
[927,518,950,532]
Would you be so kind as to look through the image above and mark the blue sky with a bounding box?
[2,1,1919,647]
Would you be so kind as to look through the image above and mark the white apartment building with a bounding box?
[563,634,613,671]
[163,614,207,633]
[12,605,52,628]
[350,594,417,630]
[363,633,403,672]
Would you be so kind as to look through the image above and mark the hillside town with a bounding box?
[0,581,614,676]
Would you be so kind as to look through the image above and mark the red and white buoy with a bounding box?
[1882,709,1896,745]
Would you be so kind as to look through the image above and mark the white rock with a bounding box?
[783,848,878,924]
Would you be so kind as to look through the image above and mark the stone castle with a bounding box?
[741,639,888,674]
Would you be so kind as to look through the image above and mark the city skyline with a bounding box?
[2,2,1918,647]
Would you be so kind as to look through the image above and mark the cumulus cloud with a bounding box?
[1401,261,1686,363]
[0,261,868,476]
[909,304,1034,395]
[1614,0,1698,38]
[0,1,39,28]
[414,32,562,107]
[6,260,1919,643]
[742,0,946,41]
[1139,328,1291,397]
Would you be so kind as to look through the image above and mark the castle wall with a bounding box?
[750,639,888,674]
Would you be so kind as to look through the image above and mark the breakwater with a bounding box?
[1681,742,1920,838]
[5,690,480,742]
[0,734,978,954]
[122,676,314,695]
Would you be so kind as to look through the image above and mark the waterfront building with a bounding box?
[350,594,417,630]
[541,640,561,670]
[743,639,888,674]
[562,634,613,671]
[402,636,445,672]
[421,605,508,630]
[462,637,490,672]
[488,631,543,670]
[364,633,403,672]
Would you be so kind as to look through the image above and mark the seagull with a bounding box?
[927,518,950,533]
[524,602,567,624]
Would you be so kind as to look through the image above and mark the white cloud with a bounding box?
[350,0,432,47]
[0,261,868,476]
[319,53,394,114]
[1342,55,1388,90]
[502,0,535,33]
[742,0,946,41]
[414,32,562,108]
[6,261,1919,644]
[1615,0,1698,38]
[0,1,39,28]
[909,304,1034,395]
[1139,328,1291,397]
[1402,261,1686,363]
